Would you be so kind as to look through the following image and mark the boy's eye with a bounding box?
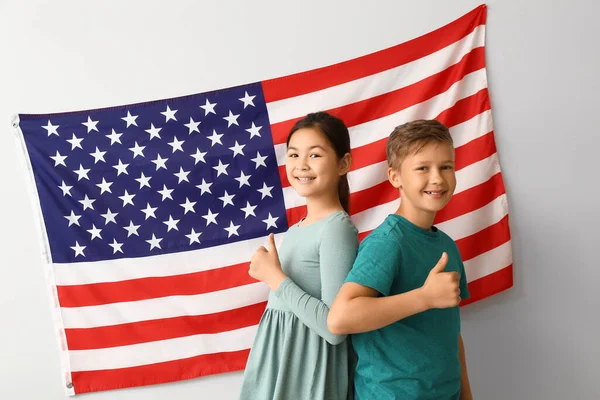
[416,166,428,171]
[442,165,454,170]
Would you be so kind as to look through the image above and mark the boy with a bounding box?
[328,120,473,400]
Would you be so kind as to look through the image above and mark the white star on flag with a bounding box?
[119,190,136,207]
[152,154,168,171]
[191,148,207,165]
[213,160,229,177]
[42,120,59,136]
[239,91,256,108]
[64,210,81,227]
[129,142,146,158]
[70,241,86,257]
[235,171,252,188]
[50,151,67,167]
[184,117,201,134]
[96,177,113,194]
[163,215,180,232]
[196,179,213,195]
[74,164,91,181]
[58,181,73,196]
[218,191,235,207]
[223,110,240,127]
[141,203,158,220]
[207,130,223,146]
[90,147,107,164]
[185,228,202,245]
[124,221,141,237]
[251,152,268,169]
[161,105,178,122]
[174,167,191,183]
[146,234,163,250]
[78,194,96,210]
[145,124,162,140]
[246,122,262,139]
[101,208,119,225]
[224,221,241,238]
[202,209,219,226]
[262,213,279,230]
[87,224,103,240]
[229,141,246,157]
[240,201,257,218]
[67,133,84,150]
[157,185,174,201]
[257,182,274,199]
[109,239,124,254]
[135,172,152,189]
[122,111,138,127]
[106,129,123,145]
[113,159,129,176]
[82,116,99,133]
[180,198,197,214]
[168,137,185,153]
[200,98,217,115]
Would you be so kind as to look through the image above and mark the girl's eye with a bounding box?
[310,154,321,158]
[288,153,298,158]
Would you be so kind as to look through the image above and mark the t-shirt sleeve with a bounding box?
[452,241,470,301]
[344,234,400,296]
[274,215,358,345]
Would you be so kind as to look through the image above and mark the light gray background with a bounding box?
[0,1,597,399]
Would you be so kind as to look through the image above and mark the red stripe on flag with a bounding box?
[455,215,511,262]
[455,131,496,170]
[435,88,491,127]
[270,47,487,145]
[57,262,255,307]
[65,301,267,350]
[261,5,487,102]
[71,349,250,394]
[434,172,505,224]
[461,265,513,306]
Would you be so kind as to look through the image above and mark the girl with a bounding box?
[238,112,358,400]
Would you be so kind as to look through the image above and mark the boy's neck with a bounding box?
[395,203,436,231]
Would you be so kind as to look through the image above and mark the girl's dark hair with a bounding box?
[286,112,351,213]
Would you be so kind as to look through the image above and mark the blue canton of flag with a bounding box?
[19,82,288,263]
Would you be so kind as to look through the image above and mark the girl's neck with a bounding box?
[301,194,344,226]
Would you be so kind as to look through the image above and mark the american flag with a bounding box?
[15,4,511,396]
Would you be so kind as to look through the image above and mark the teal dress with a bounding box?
[239,211,358,400]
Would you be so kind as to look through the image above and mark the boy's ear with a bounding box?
[388,167,402,189]
[338,153,352,176]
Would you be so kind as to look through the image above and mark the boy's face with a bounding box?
[388,141,456,216]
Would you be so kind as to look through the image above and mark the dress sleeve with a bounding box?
[273,215,358,345]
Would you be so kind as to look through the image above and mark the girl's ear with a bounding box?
[338,153,352,176]
[388,167,402,189]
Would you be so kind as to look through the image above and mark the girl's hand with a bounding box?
[249,233,287,291]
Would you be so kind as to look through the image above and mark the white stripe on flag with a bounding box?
[266,26,485,124]
[61,282,269,329]
[464,240,512,282]
[274,68,489,165]
[69,325,258,371]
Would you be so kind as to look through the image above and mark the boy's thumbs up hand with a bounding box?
[421,252,461,309]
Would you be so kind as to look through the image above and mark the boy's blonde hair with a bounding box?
[386,119,453,170]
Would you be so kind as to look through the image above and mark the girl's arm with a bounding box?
[249,218,357,345]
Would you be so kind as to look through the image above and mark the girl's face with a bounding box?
[285,127,346,201]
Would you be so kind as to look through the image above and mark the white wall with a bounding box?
[0,1,598,399]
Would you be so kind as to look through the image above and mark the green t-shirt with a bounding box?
[345,214,470,400]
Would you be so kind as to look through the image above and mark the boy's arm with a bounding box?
[327,282,429,334]
[459,334,473,400]
[328,252,461,334]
